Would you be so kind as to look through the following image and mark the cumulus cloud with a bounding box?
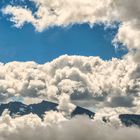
[0,55,139,115]
[0,110,139,140]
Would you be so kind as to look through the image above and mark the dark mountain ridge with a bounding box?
[0,101,140,127]
[119,114,140,127]
[0,100,94,119]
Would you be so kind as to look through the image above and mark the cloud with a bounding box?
[0,55,139,115]
[0,110,140,140]
[57,93,76,115]
[2,5,36,28]
[2,0,111,31]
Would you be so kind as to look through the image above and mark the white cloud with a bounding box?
[2,0,112,31]
[0,55,139,115]
[57,93,76,115]
[0,110,140,140]
[2,5,36,28]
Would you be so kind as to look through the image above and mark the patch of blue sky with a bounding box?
[0,7,128,63]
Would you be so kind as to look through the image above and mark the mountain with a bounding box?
[119,114,140,127]
[1,101,140,127]
[102,114,140,127]
[0,100,95,119]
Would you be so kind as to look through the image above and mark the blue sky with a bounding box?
[0,1,127,64]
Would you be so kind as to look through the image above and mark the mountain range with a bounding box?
[0,100,94,119]
[0,100,140,127]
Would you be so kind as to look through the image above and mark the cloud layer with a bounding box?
[0,55,139,115]
[0,110,140,140]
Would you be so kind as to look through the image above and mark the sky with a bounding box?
[0,0,140,112]
[1,0,140,140]
[0,0,140,111]
[0,1,127,63]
